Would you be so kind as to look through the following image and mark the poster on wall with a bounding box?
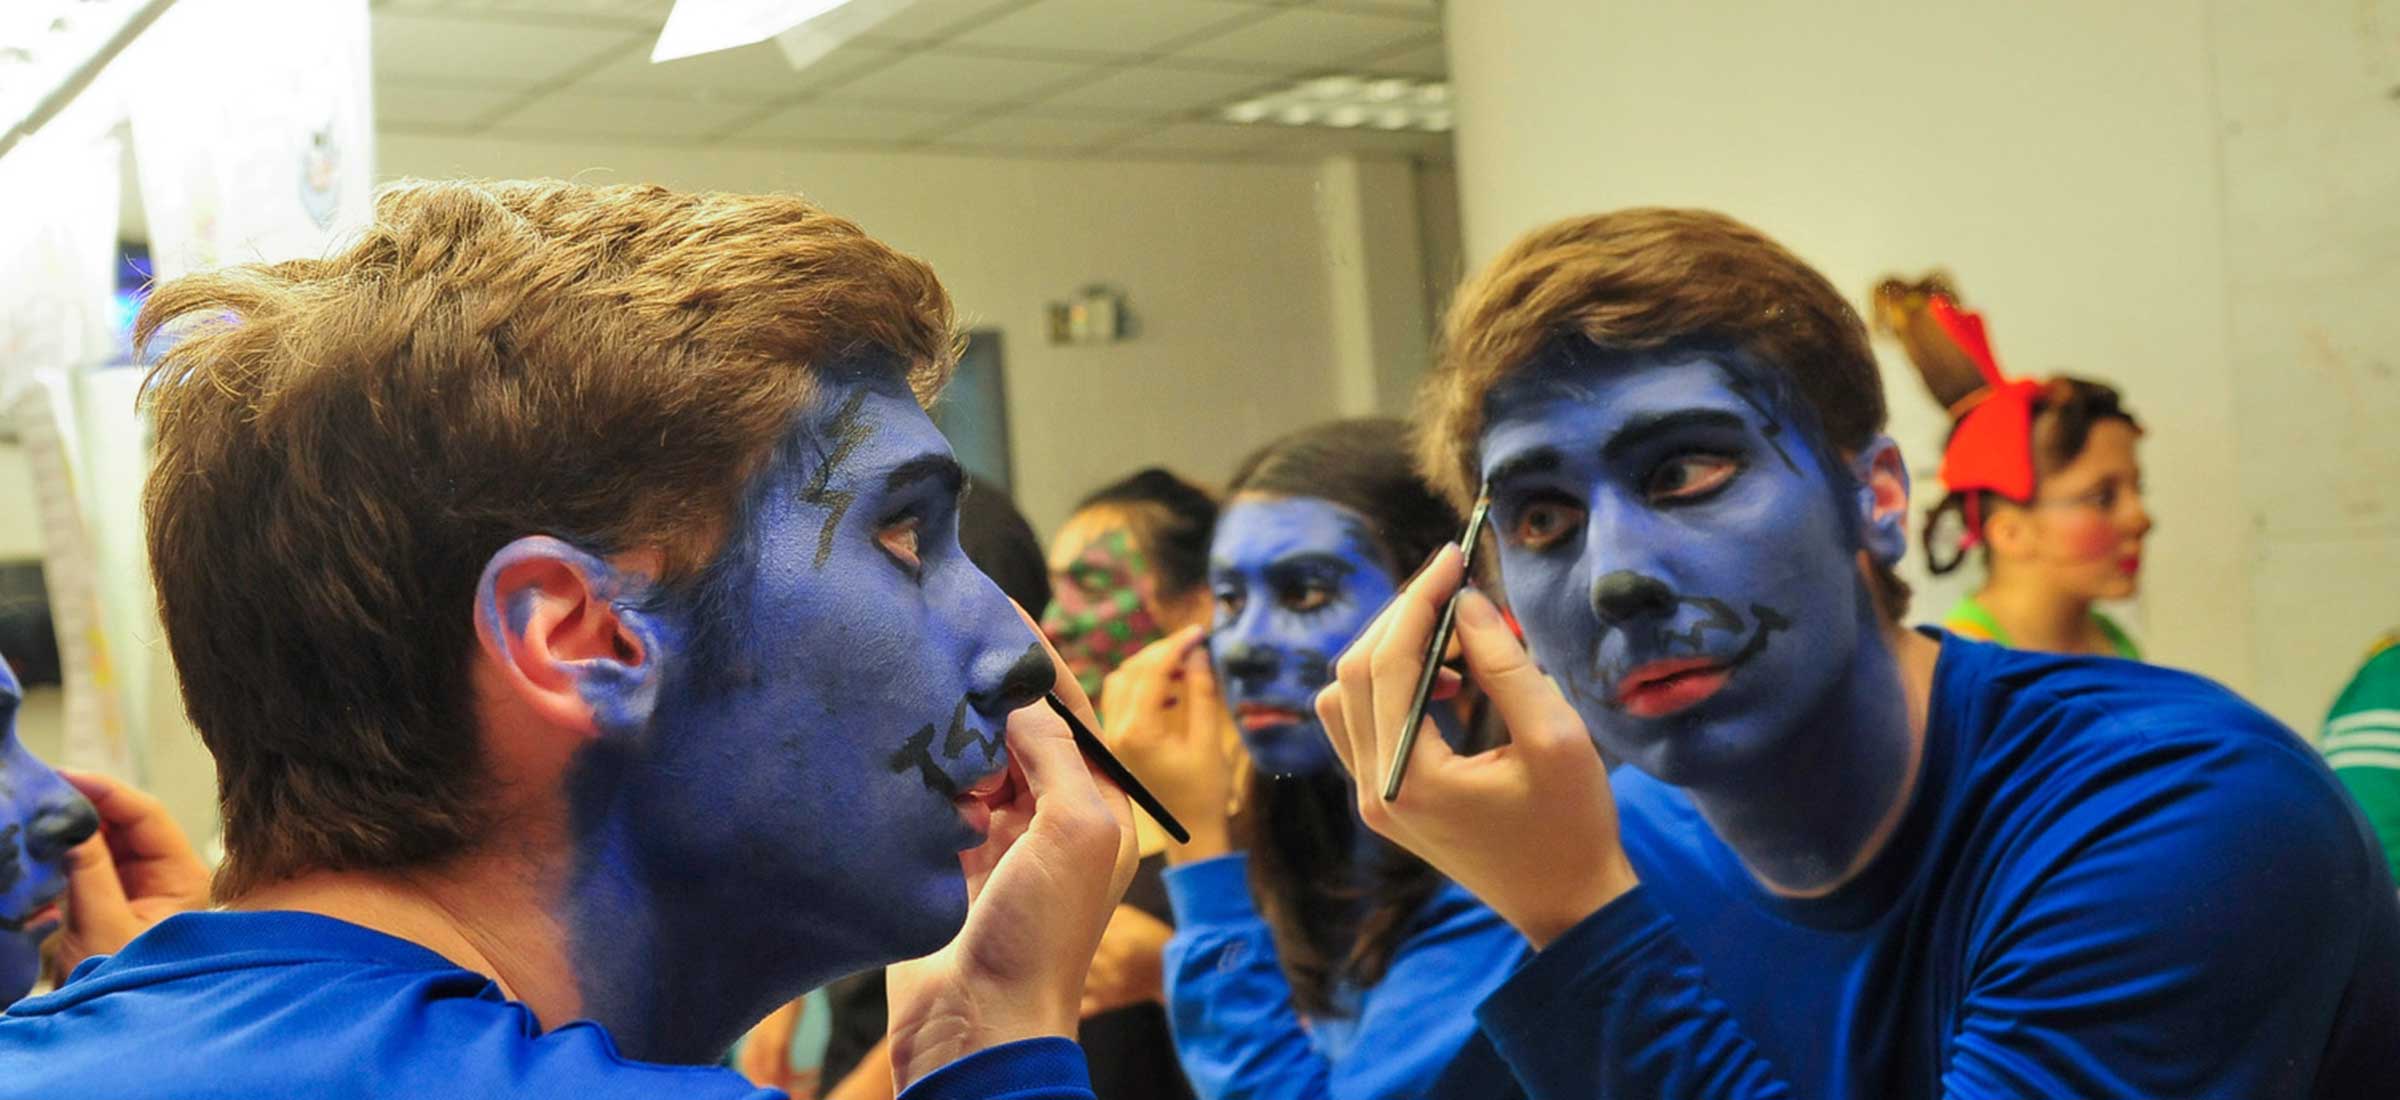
[126,0,374,282]
[8,377,134,777]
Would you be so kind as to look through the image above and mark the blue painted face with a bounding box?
[551,365,1050,1049]
[1479,348,1879,786]
[1208,495,1399,777]
[1,660,100,1002]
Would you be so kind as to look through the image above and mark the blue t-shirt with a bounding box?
[0,909,1094,1100]
[1162,853,1527,1100]
[1476,635,2400,1099]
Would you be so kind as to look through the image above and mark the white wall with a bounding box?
[1443,0,2396,726]
[379,136,1432,534]
[2208,0,2400,732]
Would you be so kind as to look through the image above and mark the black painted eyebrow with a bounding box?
[1264,552,1361,581]
[885,453,965,499]
[1599,409,1749,464]
[1485,447,1563,490]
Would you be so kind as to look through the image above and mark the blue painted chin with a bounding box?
[1239,713,1339,777]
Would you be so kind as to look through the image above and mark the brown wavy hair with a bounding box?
[1421,208,1907,617]
[138,179,958,897]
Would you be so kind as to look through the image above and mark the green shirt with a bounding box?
[2322,634,2400,885]
[1942,594,2143,661]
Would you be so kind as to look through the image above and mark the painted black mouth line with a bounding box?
[1587,599,1791,712]
[886,698,1007,801]
[0,887,63,935]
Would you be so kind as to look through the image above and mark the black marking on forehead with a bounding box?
[1712,362,1801,474]
[796,387,878,569]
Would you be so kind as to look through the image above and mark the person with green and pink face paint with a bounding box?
[1041,469,1219,703]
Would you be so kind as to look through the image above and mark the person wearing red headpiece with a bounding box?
[1872,275,2151,659]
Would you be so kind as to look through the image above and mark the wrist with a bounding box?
[1163,814,1234,864]
[887,988,1076,1091]
[1510,853,1639,949]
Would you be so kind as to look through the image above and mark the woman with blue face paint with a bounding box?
[1314,210,2400,1099]
[1100,420,1525,1100]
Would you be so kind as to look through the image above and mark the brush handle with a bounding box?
[1382,597,1461,801]
[1046,692,1192,844]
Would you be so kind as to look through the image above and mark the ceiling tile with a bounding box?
[569,39,901,102]
[927,112,1147,151]
[483,92,761,141]
[1293,124,1451,157]
[953,0,1263,57]
[1171,8,1428,69]
[1109,121,1279,155]
[1029,64,1278,117]
[814,50,1102,107]
[374,82,524,129]
[372,12,646,89]
[727,102,970,144]
[1351,36,1443,78]
[852,0,1028,44]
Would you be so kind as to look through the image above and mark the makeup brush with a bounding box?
[1381,483,1492,802]
[1044,691,1192,844]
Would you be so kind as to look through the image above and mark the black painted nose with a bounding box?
[25,799,99,861]
[1592,570,1677,628]
[970,643,1058,717]
[1219,642,1281,683]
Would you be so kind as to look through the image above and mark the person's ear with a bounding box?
[1983,501,2035,561]
[474,536,663,738]
[1849,435,1911,568]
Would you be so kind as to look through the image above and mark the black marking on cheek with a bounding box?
[939,698,1005,762]
[1716,368,1801,475]
[886,723,957,799]
[0,824,20,895]
[1663,596,1744,654]
[796,387,878,569]
[1290,648,1334,691]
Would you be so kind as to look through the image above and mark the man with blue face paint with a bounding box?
[0,181,1136,1099]
[0,661,103,1003]
[1316,210,2400,1098]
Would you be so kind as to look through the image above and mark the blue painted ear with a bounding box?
[1849,435,1912,567]
[475,536,664,739]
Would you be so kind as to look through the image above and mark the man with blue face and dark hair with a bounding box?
[1314,209,2400,1098]
[0,181,1138,1098]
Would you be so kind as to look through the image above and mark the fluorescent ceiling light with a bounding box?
[654,0,872,62]
[0,0,172,160]
[1220,74,1453,134]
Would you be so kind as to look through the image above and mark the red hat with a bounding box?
[1928,296,2041,544]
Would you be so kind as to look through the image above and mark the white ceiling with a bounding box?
[372,0,1451,161]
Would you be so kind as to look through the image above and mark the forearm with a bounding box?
[1163,856,1333,1100]
[1477,889,1791,1099]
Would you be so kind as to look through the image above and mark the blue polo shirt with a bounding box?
[0,909,1092,1100]
[1476,635,2400,1098]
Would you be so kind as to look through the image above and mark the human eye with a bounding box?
[1504,494,1586,552]
[1280,579,1337,614]
[1645,453,1743,505]
[877,513,925,575]
[1213,582,1246,620]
